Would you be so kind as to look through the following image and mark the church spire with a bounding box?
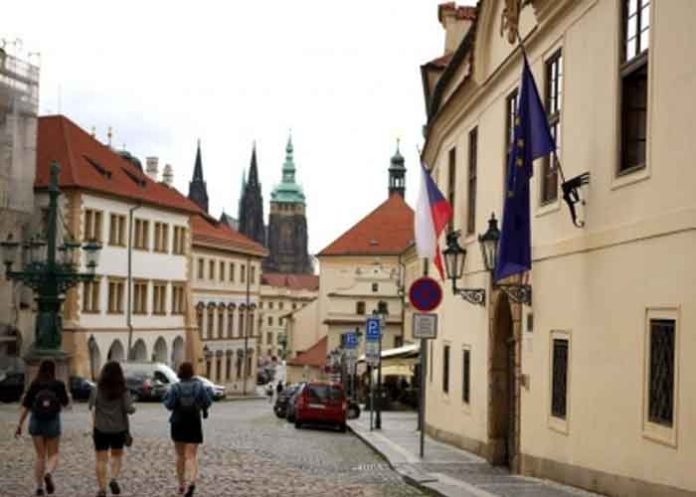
[248,142,260,186]
[188,139,209,212]
[238,143,266,247]
[282,134,296,184]
[388,138,406,198]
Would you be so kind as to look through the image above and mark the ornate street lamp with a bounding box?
[0,162,102,354]
[442,231,486,306]
[477,213,532,305]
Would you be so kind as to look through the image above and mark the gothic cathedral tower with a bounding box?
[188,140,209,213]
[264,136,312,274]
[238,144,266,246]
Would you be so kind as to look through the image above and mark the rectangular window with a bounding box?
[551,337,569,419]
[620,0,650,174]
[447,147,456,232]
[227,309,235,337]
[84,209,103,242]
[133,280,148,315]
[153,222,169,253]
[267,332,273,345]
[279,302,284,310]
[82,278,101,313]
[171,284,185,314]
[356,301,365,315]
[207,307,215,338]
[208,260,215,280]
[219,261,225,282]
[238,310,245,336]
[442,345,450,393]
[462,348,471,404]
[109,214,126,246]
[269,301,274,310]
[268,316,273,326]
[172,226,186,255]
[217,308,225,338]
[133,218,149,250]
[505,89,519,188]
[241,265,246,284]
[229,263,235,282]
[648,319,675,427]
[152,282,167,315]
[250,265,256,284]
[197,258,204,280]
[467,128,478,234]
[542,50,562,204]
[107,279,124,314]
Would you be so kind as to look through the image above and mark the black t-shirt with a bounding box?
[22,379,69,411]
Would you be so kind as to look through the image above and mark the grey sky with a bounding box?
[4,0,476,254]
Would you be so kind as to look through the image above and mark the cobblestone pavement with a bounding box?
[0,400,425,497]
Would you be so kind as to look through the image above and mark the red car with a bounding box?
[294,382,347,432]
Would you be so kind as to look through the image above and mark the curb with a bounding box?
[219,395,266,402]
[347,423,443,497]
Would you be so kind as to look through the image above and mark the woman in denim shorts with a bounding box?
[15,360,70,496]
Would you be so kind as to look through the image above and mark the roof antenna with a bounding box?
[107,126,113,147]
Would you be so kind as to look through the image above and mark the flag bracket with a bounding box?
[452,286,486,306]
[561,172,590,228]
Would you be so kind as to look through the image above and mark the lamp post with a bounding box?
[0,161,102,367]
[374,300,388,430]
[477,213,532,305]
[277,333,288,360]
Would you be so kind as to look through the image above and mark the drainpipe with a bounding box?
[242,254,251,395]
[126,204,141,360]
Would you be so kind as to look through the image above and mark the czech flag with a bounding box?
[415,162,453,280]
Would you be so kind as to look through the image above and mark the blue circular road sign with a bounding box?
[408,277,443,312]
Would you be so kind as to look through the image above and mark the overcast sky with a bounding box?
[4,0,475,255]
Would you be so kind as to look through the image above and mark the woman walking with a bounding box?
[15,360,70,496]
[163,362,212,497]
[89,361,135,497]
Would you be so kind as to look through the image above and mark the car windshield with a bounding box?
[307,384,342,403]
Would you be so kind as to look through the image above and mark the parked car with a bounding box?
[274,384,300,419]
[294,382,347,432]
[69,376,95,401]
[121,362,179,386]
[126,373,168,401]
[195,376,226,401]
[0,372,24,403]
[285,382,306,422]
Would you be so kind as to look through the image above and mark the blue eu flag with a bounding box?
[495,55,556,283]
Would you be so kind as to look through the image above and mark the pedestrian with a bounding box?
[265,382,274,403]
[163,362,212,497]
[14,360,70,496]
[276,380,284,396]
[89,361,135,497]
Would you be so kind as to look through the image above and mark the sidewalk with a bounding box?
[349,410,602,497]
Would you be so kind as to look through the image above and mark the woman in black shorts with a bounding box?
[15,360,70,496]
[163,362,212,497]
[88,361,135,497]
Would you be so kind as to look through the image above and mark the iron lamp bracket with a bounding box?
[497,284,532,305]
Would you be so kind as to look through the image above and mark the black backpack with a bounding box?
[32,387,60,420]
[176,382,199,415]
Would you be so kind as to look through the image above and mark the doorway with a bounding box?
[488,292,518,468]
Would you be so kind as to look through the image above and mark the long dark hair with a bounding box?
[35,360,56,383]
[97,361,126,400]
[178,362,194,380]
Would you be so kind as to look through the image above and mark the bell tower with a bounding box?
[389,139,406,197]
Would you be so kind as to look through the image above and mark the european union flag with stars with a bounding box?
[495,54,556,283]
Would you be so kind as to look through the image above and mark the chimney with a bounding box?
[145,156,159,181]
[438,2,476,54]
[162,164,174,186]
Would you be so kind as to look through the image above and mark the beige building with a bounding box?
[420,1,696,496]
[192,215,266,394]
[284,298,321,360]
[316,151,413,360]
[258,273,318,361]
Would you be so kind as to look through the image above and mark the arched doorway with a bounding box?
[88,336,102,380]
[488,292,518,468]
[108,340,125,362]
[153,337,168,364]
[171,336,185,368]
[132,339,147,361]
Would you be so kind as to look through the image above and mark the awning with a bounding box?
[358,342,420,363]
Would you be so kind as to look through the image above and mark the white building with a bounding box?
[36,115,201,379]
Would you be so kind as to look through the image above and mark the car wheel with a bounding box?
[294,420,302,429]
[339,423,347,433]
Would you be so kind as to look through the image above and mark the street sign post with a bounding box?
[408,278,443,459]
[365,316,381,431]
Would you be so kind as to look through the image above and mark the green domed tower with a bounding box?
[264,135,312,274]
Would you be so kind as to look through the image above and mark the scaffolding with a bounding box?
[0,46,39,214]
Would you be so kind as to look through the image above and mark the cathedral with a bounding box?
[189,137,312,275]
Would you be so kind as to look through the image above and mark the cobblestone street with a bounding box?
[0,399,424,497]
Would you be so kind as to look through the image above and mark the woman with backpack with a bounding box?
[89,361,135,497]
[163,362,212,497]
[14,360,70,496]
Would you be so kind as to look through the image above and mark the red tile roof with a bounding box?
[287,336,327,368]
[318,194,414,257]
[261,273,319,291]
[36,115,202,214]
[192,214,268,257]
[438,2,477,22]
